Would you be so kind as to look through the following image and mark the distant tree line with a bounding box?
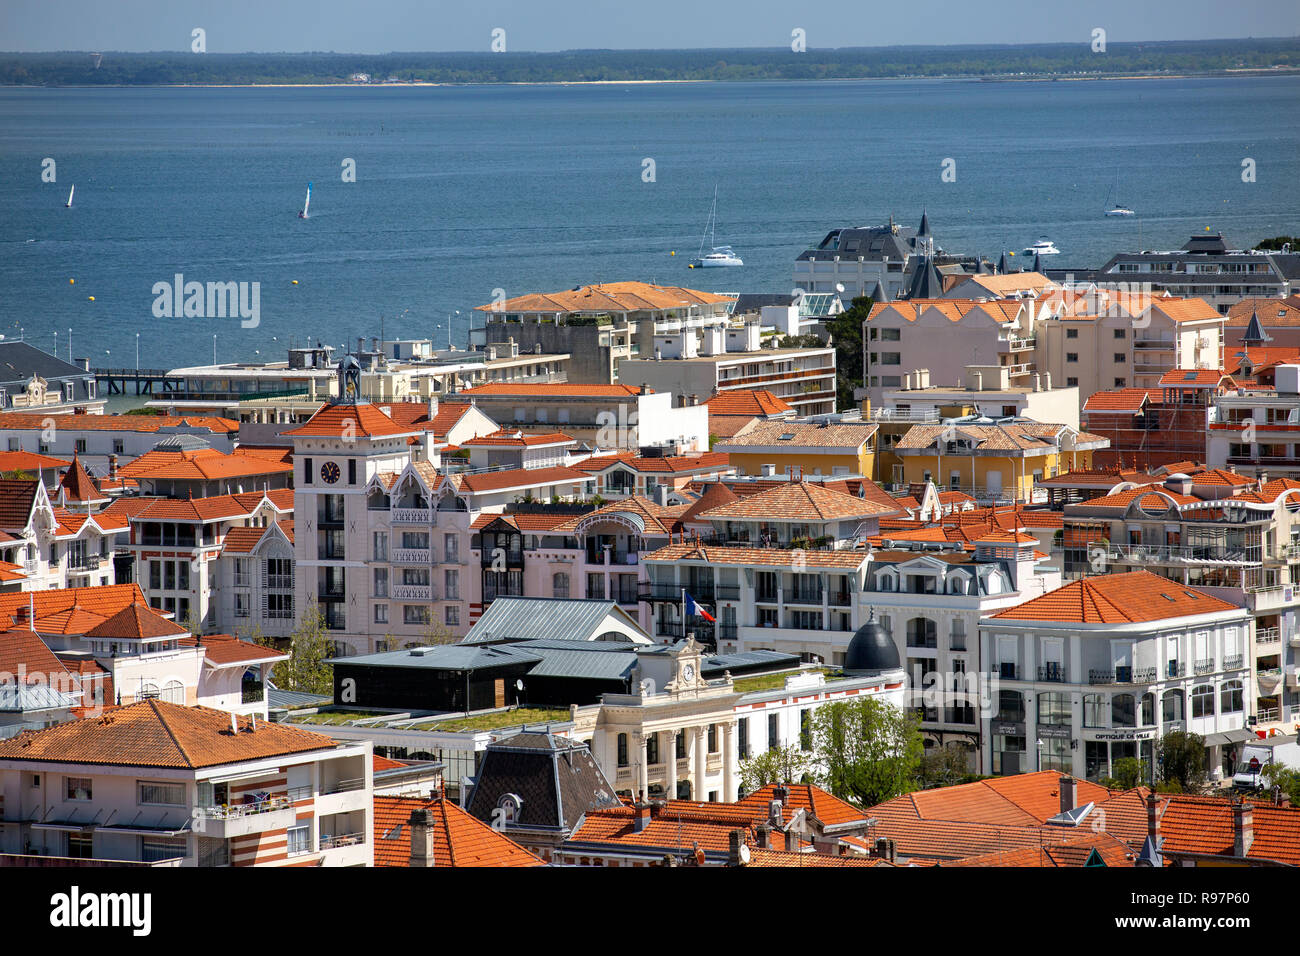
[2,38,1298,86]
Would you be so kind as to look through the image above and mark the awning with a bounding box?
[1203,728,1257,747]
[29,821,94,832]
[97,823,191,836]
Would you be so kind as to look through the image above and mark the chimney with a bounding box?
[784,827,800,852]
[409,808,437,867]
[14,605,30,627]
[633,802,652,833]
[1044,372,1052,390]
[1146,791,1160,843]
[1232,801,1254,858]
[755,824,771,849]
[108,453,119,480]
[1059,776,1076,815]
[728,829,748,866]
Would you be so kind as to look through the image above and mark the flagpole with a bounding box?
[681,588,686,642]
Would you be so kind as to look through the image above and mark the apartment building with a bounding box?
[0,412,238,473]
[458,383,709,451]
[892,417,1109,505]
[716,419,877,479]
[1061,468,1300,730]
[476,281,735,384]
[0,699,372,866]
[105,488,293,630]
[213,520,296,641]
[1207,364,1300,480]
[980,570,1254,783]
[793,212,970,299]
[642,480,900,656]
[1081,375,1234,471]
[0,342,106,416]
[862,530,1063,768]
[1046,233,1300,313]
[0,476,126,592]
[117,437,293,497]
[573,450,734,500]
[1224,297,1300,350]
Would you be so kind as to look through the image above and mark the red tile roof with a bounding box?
[178,633,288,667]
[462,430,577,448]
[474,281,732,315]
[704,389,794,417]
[373,795,543,867]
[122,488,293,523]
[699,480,899,522]
[282,402,419,439]
[461,382,646,398]
[0,629,83,693]
[1157,369,1232,387]
[457,465,592,494]
[0,584,146,632]
[0,451,70,472]
[0,413,239,434]
[119,447,293,482]
[989,570,1241,624]
[0,700,336,768]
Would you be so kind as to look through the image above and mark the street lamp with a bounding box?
[135,333,140,371]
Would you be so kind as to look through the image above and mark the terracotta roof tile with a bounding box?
[990,569,1241,624]
[373,795,544,867]
[699,480,898,522]
[461,383,645,398]
[282,402,419,439]
[474,281,732,315]
[704,389,794,417]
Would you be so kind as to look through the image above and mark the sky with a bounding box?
[2,0,1298,53]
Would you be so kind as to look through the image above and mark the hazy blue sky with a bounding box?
[3,0,1297,53]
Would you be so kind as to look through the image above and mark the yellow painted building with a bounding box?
[715,419,877,478]
[893,419,1109,504]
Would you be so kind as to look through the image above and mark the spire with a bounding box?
[905,258,943,300]
[1242,310,1272,345]
[1032,251,1042,273]
[917,208,931,239]
[997,252,1010,275]
[869,279,890,304]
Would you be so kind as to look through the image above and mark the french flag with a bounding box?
[685,592,715,622]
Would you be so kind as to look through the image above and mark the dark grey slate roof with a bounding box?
[267,688,333,709]
[997,252,1011,275]
[1181,233,1232,254]
[460,596,648,645]
[869,280,890,303]
[905,258,944,299]
[732,293,796,313]
[796,224,917,263]
[701,649,800,677]
[917,210,931,239]
[1243,311,1273,344]
[517,644,638,681]
[466,731,621,833]
[0,342,91,387]
[336,643,542,671]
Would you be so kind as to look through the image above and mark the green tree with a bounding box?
[1157,730,1208,793]
[824,295,872,411]
[1261,763,1300,805]
[918,745,974,789]
[1,469,34,480]
[1255,235,1298,251]
[739,744,811,794]
[272,601,335,695]
[1101,757,1145,791]
[810,696,923,806]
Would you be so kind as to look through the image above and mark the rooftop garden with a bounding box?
[731,667,838,694]
[406,707,572,732]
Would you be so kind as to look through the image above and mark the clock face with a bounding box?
[320,461,340,484]
[682,664,695,682]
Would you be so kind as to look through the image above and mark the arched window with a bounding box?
[1162,689,1184,723]
[161,680,185,705]
[1191,684,1215,719]
[1141,693,1155,726]
[553,572,570,598]
[1111,693,1136,728]
[906,617,937,649]
[1083,693,1107,728]
[1220,679,1243,714]
[139,682,160,700]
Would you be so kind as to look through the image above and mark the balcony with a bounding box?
[1224,654,1244,670]
[393,548,434,565]
[827,591,852,607]
[391,508,434,524]
[1257,627,1281,645]
[241,681,264,704]
[1101,542,1258,566]
[318,587,345,603]
[1193,659,1216,675]
[1249,585,1297,613]
[1037,664,1067,683]
[319,832,366,850]
[392,584,433,601]
[1257,669,1283,694]
[586,550,640,567]
[783,589,824,606]
[68,554,102,572]
[194,797,296,839]
[1088,666,1142,684]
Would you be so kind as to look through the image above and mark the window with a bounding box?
[1111,693,1136,728]
[303,457,313,484]
[141,836,187,863]
[444,569,459,601]
[1114,353,1126,364]
[708,724,718,753]
[1220,680,1243,714]
[1191,684,1215,719]
[586,573,605,600]
[75,439,87,454]
[617,734,629,767]
[1066,329,1078,339]
[268,593,293,619]
[374,604,388,624]
[138,781,185,806]
[113,438,125,454]
[768,713,780,751]
[1067,377,1078,387]
[738,718,750,759]
[676,731,687,760]
[800,710,812,751]
[646,734,660,765]
[373,567,388,598]
[1114,378,1126,388]
[1037,692,1071,725]
[286,826,311,856]
[552,572,570,598]
[1114,329,1126,339]
[373,532,388,562]
[881,328,901,341]
[65,777,93,801]
[445,605,459,626]
[234,593,250,618]
[348,459,357,485]
[67,833,94,859]
[1083,694,1108,728]
[1066,353,1078,363]
[404,605,430,625]
[880,352,901,365]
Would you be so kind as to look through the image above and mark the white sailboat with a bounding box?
[1104,171,1135,217]
[692,185,742,268]
[65,185,74,208]
[298,182,312,219]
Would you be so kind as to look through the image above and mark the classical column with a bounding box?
[634,732,648,799]
[722,722,736,803]
[662,729,676,800]
[692,726,707,801]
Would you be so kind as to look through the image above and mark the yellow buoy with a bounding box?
[292,279,299,285]
[69,278,75,284]
[88,296,94,301]
[670,251,675,256]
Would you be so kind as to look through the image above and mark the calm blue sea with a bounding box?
[1,76,1298,375]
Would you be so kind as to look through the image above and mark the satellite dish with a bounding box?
[738,844,751,863]
[835,283,845,293]
[515,679,524,691]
